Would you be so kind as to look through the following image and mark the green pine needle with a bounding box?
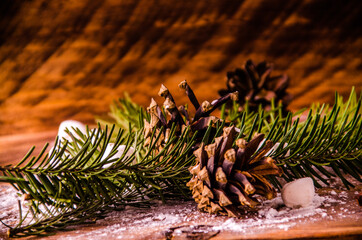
[0,87,361,237]
[0,123,198,237]
[227,87,361,189]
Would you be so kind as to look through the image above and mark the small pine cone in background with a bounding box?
[187,126,282,217]
[218,59,292,112]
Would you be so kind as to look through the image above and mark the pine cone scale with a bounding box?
[247,140,273,165]
[222,148,236,176]
[232,171,255,195]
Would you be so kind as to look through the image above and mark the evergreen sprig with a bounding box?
[99,88,361,189]
[228,88,361,189]
[97,88,361,190]
[0,122,198,237]
[0,87,361,238]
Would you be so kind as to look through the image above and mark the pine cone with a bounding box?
[187,126,282,217]
[144,81,238,149]
[219,59,292,112]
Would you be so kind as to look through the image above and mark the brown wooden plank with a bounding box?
[0,131,361,239]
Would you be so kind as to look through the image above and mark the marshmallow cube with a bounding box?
[58,120,87,142]
[281,177,315,208]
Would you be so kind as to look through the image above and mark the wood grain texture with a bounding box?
[0,0,361,136]
[0,131,361,239]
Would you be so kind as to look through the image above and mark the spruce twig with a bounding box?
[228,88,362,189]
[0,86,361,237]
[0,122,197,237]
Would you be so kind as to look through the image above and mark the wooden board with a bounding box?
[0,131,361,239]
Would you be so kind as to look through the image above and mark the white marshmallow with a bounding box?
[58,120,87,142]
[101,143,135,168]
[281,177,315,208]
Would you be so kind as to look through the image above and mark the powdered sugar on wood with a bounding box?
[0,177,361,240]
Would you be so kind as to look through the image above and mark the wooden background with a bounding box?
[0,0,361,136]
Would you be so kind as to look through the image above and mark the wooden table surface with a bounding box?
[0,131,361,240]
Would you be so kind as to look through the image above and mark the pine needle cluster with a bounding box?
[0,123,197,237]
[227,88,361,189]
[0,86,361,237]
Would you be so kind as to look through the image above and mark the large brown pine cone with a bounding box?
[219,59,292,112]
[187,126,282,217]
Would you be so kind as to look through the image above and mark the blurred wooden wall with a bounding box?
[0,0,361,135]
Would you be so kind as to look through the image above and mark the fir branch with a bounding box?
[228,88,362,189]
[96,87,361,189]
[1,86,361,237]
[0,123,198,237]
